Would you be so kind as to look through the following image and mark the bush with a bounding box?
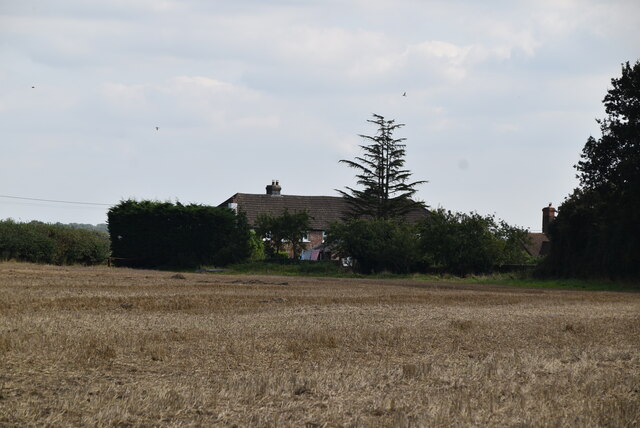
[255,209,310,259]
[324,210,530,276]
[108,200,252,268]
[327,219,421,274]
[419,209,530,275]
[247,231,266,261]
[0,220,110,265]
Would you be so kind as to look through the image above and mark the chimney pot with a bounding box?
[266,180,282,196]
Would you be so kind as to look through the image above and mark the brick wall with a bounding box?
[306,230,325,249]
[282,230,325,258]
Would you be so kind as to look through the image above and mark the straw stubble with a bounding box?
[1,263,638,427]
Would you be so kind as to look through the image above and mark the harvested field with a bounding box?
[1,262,639,427]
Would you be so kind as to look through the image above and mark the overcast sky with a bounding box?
[1,0,639,231]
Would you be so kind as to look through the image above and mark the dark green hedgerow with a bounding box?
[108,200,252,269]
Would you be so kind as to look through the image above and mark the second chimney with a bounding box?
[542,203,556,234]
[266,180,281,196]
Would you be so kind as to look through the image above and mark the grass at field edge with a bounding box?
[217,262,640,292]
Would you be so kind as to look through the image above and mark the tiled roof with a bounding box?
[219,193,429,230]
[525,232,550,257]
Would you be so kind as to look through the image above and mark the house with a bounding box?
[218,180,429,258]
[524,204,556,257]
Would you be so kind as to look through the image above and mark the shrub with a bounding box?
[255,209,311,259]
[418,209,530,275]
[0,220,110,265]
[327,219,421,274]
[107,200,252,268]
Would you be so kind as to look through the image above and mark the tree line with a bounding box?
[0,220,110,265]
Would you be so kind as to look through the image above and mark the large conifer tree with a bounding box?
[338,114,427,219]
[543,60,640,278]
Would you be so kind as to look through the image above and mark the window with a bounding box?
[302,232,310,243]
[322,231,327,243]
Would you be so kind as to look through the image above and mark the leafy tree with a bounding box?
[543,60,640,278]
[576,61,640,192]
[494,219,533,267]
[338,114,427,220]
[419,209,530,275]
[255,209,311,259]
[327,219,421,274]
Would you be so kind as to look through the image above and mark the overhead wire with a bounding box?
[0,194,112,206]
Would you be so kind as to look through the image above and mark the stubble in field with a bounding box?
[1,263,638,427]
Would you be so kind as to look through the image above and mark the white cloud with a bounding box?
[98,76,282,132]
[403,40,473,81]
[101,82,150,109]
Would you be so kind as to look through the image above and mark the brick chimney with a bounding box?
[266,180,281,196]
[542,203,556,234]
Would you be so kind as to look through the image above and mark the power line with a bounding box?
[0,194,112,206]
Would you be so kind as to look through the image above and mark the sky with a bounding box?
[1,0,639,231]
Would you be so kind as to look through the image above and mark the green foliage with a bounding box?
[541,187,640,278]
[327,219,422,274]
[255,209,311,259]
[107,200,251,268]
[338,114,427,220]
[247,230,266,261]
[543,60,640,279]
[419,209,530,275]
[576,61,640,192]
[325,209,528,276]
[493,219,533,266]
[208,210,253,267]
[0,220,110,265]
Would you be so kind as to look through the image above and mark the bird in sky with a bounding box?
[31,86,35,89]
[402,92,407,97]
[155,126,159,131]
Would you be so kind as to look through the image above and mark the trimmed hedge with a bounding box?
[108,200,251,268]
[0,220,110,265]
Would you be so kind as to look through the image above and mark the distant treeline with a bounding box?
[108,200,252,268]
[53,222,109,233]
[0,220,110,265]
